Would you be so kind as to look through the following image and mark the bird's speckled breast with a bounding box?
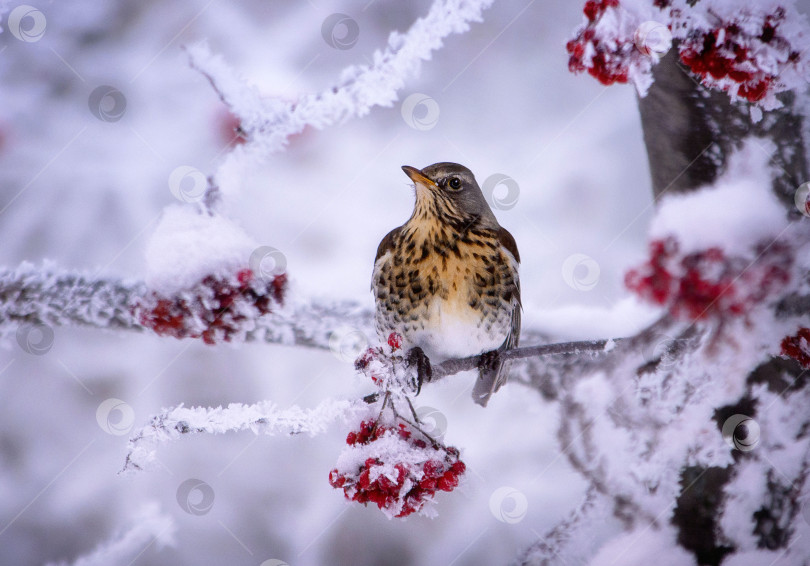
[373,222,518,360]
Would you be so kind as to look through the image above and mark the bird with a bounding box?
[371,162,521,407]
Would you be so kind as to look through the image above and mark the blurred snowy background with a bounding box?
[0,0,737,564]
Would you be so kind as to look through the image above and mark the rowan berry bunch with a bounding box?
[134,268,286,344]
[674,5,802,106]
[329,416,466,518]
[567,0,808,112]
[625,238,792,320]
[567,0,634,86]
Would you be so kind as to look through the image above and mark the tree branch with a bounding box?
[430,338,617,380]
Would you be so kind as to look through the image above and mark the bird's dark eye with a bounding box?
[448,177,462,190]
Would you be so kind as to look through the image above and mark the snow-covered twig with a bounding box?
[122,398,367,474]
[187,0,495,155]
[45,503,174,566]
[0,263,144,331]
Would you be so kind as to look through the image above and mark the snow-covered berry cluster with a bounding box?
[625,238,792,320]
[673,4,804,108]
[134,268,286,344]
[781,327,810,368]
[354,332,417,392]
[567,0,810,112]
[329,418,466,518]
[567,0,637,86]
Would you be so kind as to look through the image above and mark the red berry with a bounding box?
[781,328,810,368]
[387,332,403,350]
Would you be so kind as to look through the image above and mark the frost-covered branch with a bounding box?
[429,337,617,381]
[122,398,367,474]
[45,504,174,566]
[519,4,810,562]
[0,263,145,331]
[0,263,560,351]
[187,0,495,155]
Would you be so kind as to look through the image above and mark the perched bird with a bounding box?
[372,162,521,406]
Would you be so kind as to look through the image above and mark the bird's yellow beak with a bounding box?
[401,165,436,188]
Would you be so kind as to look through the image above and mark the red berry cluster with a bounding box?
[567,0,632,86]
[329,420,466,518]
[675,7,802,104]
[135,269,286,344]
[781,327,810,368]
[625,238,792,320]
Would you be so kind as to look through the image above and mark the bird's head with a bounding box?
[402,162,499,229]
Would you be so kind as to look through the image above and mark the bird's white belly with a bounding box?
[406,296,508,362]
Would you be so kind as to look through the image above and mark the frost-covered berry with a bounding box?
[781,327,810,368]
[329,419,466,518]
[134,268,286,344]
[671,4,807,109]
[625,238,792,320]
[387,332,403,351]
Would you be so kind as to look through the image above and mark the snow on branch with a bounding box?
[0,262,145,332]
[45,503,174,566]
[122,398,366,474]
[187,0,494,154]
[0,261,566,353]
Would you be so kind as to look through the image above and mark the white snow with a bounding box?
[3,0,808,565]
[650,138,788,256]
[45,504,174,566]
[144,205,257,294]
[590,527,697,566]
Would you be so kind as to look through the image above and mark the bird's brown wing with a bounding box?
[497,226,520,263]
[375,226,403,263]
[471,233,521,407]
